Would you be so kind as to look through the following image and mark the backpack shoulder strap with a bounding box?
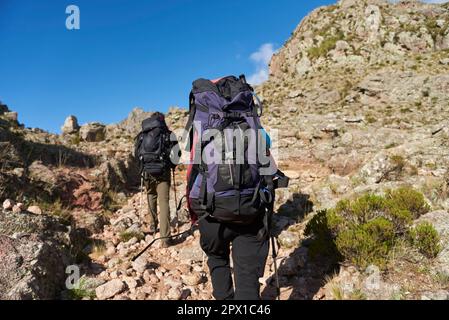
[184,92,196,131]
[134,131,144,159]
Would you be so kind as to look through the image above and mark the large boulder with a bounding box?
[2,199,14,211]
[0,210,79,300]
[3,112,18,124]
[80,123,106,142]
[278,230,301,249]
[28,161,57,185]
[61,115,80,135]
[296,57,312,77]
[71,210,108,235]
[95,279,126,300]
[27,205,42,215]
[365,5,382,43]
[95,157,140,192]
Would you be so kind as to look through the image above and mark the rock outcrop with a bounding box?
[0,210,80,299]
[107,108,154,138]
[61,115,80,135]
[257,0,449,213]
[80,122,106,142]
[255,0,449,300]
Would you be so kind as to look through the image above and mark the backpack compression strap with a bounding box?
[184,92,196,153]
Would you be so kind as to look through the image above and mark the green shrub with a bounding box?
[102,190,125,212]
[433,271,449,287]
[70,133,81,146]
[305,210,342,261]
[409,222,441,259]
[431,97,439,105]
[335,217,395,269]
[35,198,72,224]
[390,155,406,173]
[349,289,367,300]
[308,33,344,60]
[119,231,144,243]
[401,23,420,33]
[305,187,433,270]
[342,194,386,224]
[365,115,377,124]
[67,277,96,300]
[384,187,431,219]
[385,143,398,149]
[388,208,413,232]
[425,18,447,42]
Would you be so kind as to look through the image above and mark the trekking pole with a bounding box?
[271,234,281,301]
[131,226,192,262]
[140,175,144,217]
[172,168,179,233]
[131,207,204,262]
[266,198,281,300]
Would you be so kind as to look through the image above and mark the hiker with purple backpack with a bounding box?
[184,75,289,300]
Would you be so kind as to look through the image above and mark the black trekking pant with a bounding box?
[199,216,269,300]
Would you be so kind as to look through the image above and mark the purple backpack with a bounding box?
[185,75,275,225]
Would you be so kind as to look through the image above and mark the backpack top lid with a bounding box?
[141,112,167,132]
[192,75,253,101]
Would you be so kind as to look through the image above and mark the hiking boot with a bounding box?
[160,238,173,248]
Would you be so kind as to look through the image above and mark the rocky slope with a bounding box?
[1,0,449,300]
[256,0,449,300]
[258,0,449,212]
[0,102,189,299]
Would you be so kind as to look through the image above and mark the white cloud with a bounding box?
[247,43,277,85]
[247,68,269,86]
[250,43,275,65]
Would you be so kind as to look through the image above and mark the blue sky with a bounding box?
[0,0,443,133]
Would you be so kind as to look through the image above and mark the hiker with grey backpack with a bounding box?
[134,112,181,248]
